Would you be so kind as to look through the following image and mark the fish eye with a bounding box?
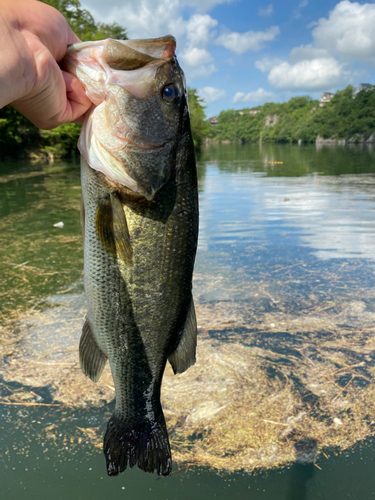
[162,84,179,102]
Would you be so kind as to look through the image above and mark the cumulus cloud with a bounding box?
[198,87,227,103]
[268,58,348,90]
[293,0,308,19]
[216,26,280,54]
[259,4,273,16]
[233,88,275,103]
[185,14,218,45]
[255,1,372,93]
[180,14,218,78]
[83,0,236,20]
[289,44,330,63]
[255,56,284,72]
[180,47,213,66]
[83,0,185,39]
[312,0,375,61]
[169,0,238,12]
[307,20,318,29]
[84,3,220,82]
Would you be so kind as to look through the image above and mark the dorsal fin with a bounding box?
[103,39,156,70]
[124,35,176,59]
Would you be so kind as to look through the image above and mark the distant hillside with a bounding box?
[208,85,375,145]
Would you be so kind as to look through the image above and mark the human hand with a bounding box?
[0,0,92,129]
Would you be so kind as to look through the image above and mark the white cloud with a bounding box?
[268,58,348,90]
[83,4,221,82]
[169,0,238,12]
[185,14,218,45]
[198,86,227,103]
[312,1,375,61]
[255,56,284,72]
[83,0,236,18]
[259,4,273,16]
[180,47,213,66]
[307,20,318,29]
[289,44,330,63]
[233,88,275,103]
[216,26,280,54]
[293,0,308,19]
[180,14,218,78]
[83,0,186,40]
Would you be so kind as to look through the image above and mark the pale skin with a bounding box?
[0,0,92,129]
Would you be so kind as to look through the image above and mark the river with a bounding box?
[1,143,375,499]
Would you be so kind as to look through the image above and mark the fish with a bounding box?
[62,36,199,476]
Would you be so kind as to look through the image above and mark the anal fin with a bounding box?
[79,317,107,382]
[168,299,197,374]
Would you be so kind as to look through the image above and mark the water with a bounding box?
[2,143,375,498]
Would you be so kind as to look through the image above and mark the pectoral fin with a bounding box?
[96,198,116,257]
[96,194,132,265]
[80,317,107,382]
[111,193,133,265]
[168,300,197,374]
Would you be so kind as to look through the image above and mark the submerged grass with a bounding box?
[2,161,375,473]
[2,276,375,473]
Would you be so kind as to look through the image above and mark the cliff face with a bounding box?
[264,114,279,127]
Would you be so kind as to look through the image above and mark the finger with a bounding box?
[62,71,92,123]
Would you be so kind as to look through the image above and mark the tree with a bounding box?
[41,0,127,41]
[187,88,209,151]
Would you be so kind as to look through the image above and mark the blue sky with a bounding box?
[81,0,375,116]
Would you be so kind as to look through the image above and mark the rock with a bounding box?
[347,134,366,143]
[316,135,337,145]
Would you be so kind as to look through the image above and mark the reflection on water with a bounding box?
[2,144,375,498]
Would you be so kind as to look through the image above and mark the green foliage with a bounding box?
[40,123,82,158]
[187,88,209,150]
[209,86,375,144]
[0,106,40,157]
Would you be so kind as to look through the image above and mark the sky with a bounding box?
[81,0,375,117]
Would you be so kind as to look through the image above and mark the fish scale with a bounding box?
[64,34,199,476]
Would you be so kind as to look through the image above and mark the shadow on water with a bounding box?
[1,403,375,499]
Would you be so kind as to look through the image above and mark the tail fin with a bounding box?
[103,414,172,476]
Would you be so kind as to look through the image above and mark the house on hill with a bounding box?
[320,92,334,107]
[209,117,219,125]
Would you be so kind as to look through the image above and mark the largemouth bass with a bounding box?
[63,36,198,476]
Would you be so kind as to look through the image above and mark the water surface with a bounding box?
[2,143,375,498]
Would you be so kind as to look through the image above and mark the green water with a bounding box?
[2,143,375,498]
[2,402,375,499]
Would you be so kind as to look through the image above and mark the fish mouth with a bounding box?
[125,139,167,151]
[112,130,169,151]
